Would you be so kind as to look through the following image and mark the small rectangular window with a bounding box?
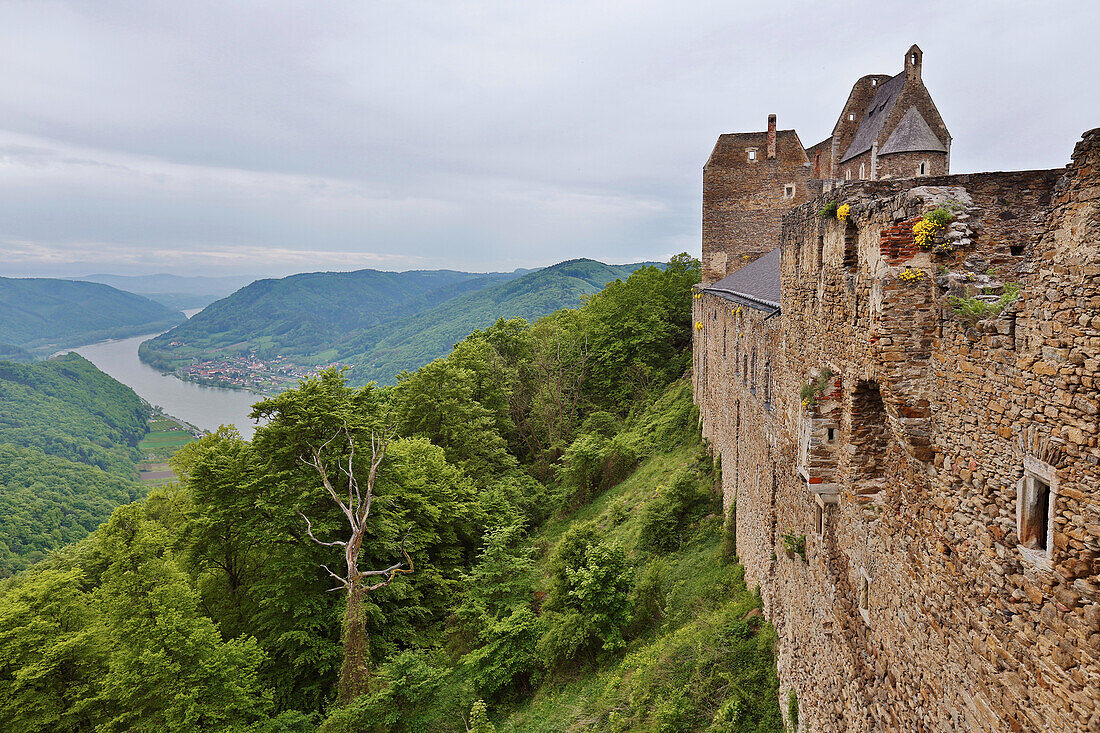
[848,113,855,121]
[784,184,795,199]
[827,427,836,443]
[858,570,871,624]
[1018,457,1058,568]
[748,150,756,161]
[814,503,823,536]
[1020,477,1051,551]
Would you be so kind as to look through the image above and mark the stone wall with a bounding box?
[692,129,1100,731]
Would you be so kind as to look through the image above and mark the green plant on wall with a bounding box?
[913,206,954,250]
[818,201,838,219]
[947,283,1021,326]
[787,689,799,731]
[780,530,806,561]
[799,367,835,409]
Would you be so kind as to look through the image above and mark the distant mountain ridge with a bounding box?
[0,277,185,355]
[75,273,255,310]
[139,259,659,386]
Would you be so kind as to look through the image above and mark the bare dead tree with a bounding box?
[298,425,412,703]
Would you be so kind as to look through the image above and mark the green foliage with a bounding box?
[722,500,738,564]
[787,689,799,731]
[947,283,1021,326]
[0,254,786,732]
[818,201,838,218]
[0,277,183,352]
[798,367,835,407]
[0,354,148,476]
[0,444,144,577]
[469,699,498,733]
[780,531,806,561]
[925,207,954,228]
[639,463,721,553]
[557,430,644,509]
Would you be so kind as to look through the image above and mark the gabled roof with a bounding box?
[706,130,808,168]
[839,72,906,163]
[702,247,781,314]
[879,106,947,155]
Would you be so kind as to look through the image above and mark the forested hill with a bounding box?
[138,259,655,385]
[138,267,523,372]
[0,255,784,732]
[0,354,148,576]
[0,277,185,354]
[339,258,655,383]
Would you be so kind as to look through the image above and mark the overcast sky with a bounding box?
[0,1,1096,278]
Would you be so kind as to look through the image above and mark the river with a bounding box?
[71,309,264,438]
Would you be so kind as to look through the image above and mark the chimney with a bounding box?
[767,114,776,159]
[905,44,922,80]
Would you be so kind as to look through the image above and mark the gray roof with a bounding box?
[703,247,781,314]
[840,72,905,163]
[879,106,947,155]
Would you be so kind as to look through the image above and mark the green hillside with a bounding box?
[341,259,654,384]
[0,353,150,576]
[0,277,185,353]
[138,268,520,372]
[0,254,783,731]
[139,259,656,387]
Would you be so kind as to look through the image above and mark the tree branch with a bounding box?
[298,511,347,548]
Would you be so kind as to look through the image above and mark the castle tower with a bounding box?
[700,115,813,283]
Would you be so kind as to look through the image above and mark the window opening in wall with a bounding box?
[850,381,888,482]
[827,427,836,443]
[742,353,748,386]
[848,113,855,121]
[919,162,927,176]
[722,322,727,359]
[750,346,757,393]
[845,169,851,181]
[1009,243,1025,256]
[817,233,825,269]
[814,503,823,536]
[871,79,877,87]
[784,184,795,199]
[748,150,756,161]
[1017,457,1057,568]
[858,569,871,624]
[764,359,772,409]
[843,221,859,271]
[859,163,865,178]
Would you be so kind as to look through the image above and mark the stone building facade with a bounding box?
[693,49,1100,733]
[703,46,951,284]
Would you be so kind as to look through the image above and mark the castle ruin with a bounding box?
[693,47,1100,731]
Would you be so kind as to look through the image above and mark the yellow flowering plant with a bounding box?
[898,266,926,283]
[836,204,851,221]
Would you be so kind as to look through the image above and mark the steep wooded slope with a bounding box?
[0,277,184,352]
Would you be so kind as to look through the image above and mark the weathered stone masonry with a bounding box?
[694,132,1100,732]
[690,48,1100,726]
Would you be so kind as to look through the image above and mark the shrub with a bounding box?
[558,431,644,509]
[780,530,806,561]
[639,470,717,553]
[818,201,838,219]
[798,367,834,409]
[787,689,799,732]
[947,283,1021,326]
[629,558,668,635]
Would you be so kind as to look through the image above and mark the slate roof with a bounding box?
[879,106,947,155]
[703,247,781,315]
[839,72,906,163]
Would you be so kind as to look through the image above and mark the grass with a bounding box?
[494,416,781,732]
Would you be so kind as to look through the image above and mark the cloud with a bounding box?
[0,1,1095,277]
